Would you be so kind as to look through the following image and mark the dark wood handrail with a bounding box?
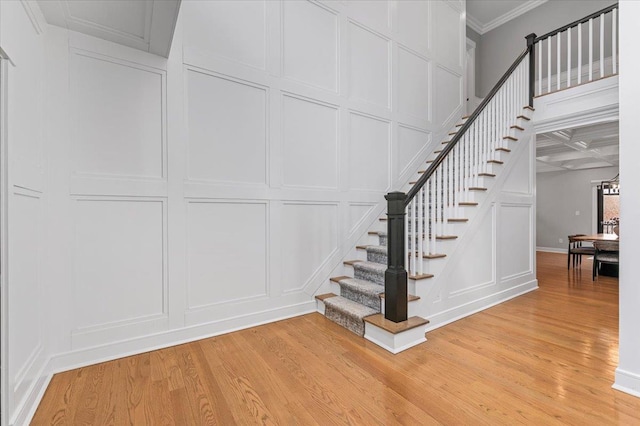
[534,3,617,43]
[404,46,531,206]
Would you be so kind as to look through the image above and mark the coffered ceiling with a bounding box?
[536,121,619,173]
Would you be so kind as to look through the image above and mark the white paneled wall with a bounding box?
[2,1,466,422]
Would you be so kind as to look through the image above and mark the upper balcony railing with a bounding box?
[533,4,618,97]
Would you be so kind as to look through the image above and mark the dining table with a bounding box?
[573,233,619,277]
[573,233,619,242]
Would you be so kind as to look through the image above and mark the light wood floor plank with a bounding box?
[32,252,640,425]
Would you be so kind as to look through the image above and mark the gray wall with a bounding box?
[536,166,618,250]
[477,0,617,97]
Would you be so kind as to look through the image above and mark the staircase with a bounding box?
[314,3,618,353]
[315,106,534,340]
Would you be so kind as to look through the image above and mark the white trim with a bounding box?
[19,0,46,35]
[466,14,483,36]
[536,246,566,254]
[613,368,640,398]
[425,280,539,331]
[0,55,9,426]
[534,104,618,134]
[467,0,548,35]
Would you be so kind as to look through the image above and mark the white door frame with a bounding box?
[465,37,477,114]
[0,51,9,426]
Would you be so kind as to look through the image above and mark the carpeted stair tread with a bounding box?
[336,278,384,297]
[323,296,378,336]
[353,261,387,285]
[366,245,388,264]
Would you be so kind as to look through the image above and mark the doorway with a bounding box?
[465,37,477,115]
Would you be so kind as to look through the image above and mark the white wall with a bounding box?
[614,0,640,398]
[1,0,467,422]
[0,2,50,425]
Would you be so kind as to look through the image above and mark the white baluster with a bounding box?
[404,204,409,274]
[444,157,450,234]
[557,32,561,90]
[436,167,441,237]
[455,141,460,218]
[430,178,436,254]
[578,23,582,84]
[600,13,605,78]
[538,39,542,96]
[547,36,551,93]
[410,200,416,275]
[613,8,617,74]
[417,187,423,275]
[589,18,593,81]
[567,28,572,87]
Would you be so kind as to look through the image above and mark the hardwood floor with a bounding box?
[32,252,640,425]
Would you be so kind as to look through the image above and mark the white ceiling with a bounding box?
[37,0,181,58]
[466,0,547,34]
[536,121,619,173]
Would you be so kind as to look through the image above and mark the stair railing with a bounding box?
[384,37,535,323]
[533,3,618,97]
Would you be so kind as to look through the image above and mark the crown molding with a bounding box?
[466,13,484,35]
[468,0,548,35]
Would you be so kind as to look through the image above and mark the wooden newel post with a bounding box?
[526,33,537,107]
[385,191,408,323]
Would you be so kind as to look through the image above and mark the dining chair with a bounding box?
[568,234,595,269]
[592,240,619,280]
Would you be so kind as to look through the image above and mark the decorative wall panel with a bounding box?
[10,192,42,375]
[434,1,463,69]
[348,21,390,109]
[71,51,164,179]
[281,203,338,292]
[435,66,462,125]
[349,203,376,234]
[187,69,267,185]
[349,0,389,31]
[500,205,533,279]
[182,0,266,69]
[348,112,390,191]
[503,148,532,194]
[396,0,430,54]
[397,125,431,176]
[282,94,338,189]
[448,207,495,295]
[283,0,338,92]
[73,199,165,330]
[187,201,268,309]
[398,47,430,120]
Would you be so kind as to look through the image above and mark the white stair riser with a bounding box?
[380,299,421,317]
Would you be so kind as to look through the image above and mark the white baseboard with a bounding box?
[425,279,539,332]
[613,368,640,398]
[14,300,316,425]
[536,246,567,254]
[10,364,52,426]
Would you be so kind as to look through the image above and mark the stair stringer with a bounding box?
[413,122,539,331]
